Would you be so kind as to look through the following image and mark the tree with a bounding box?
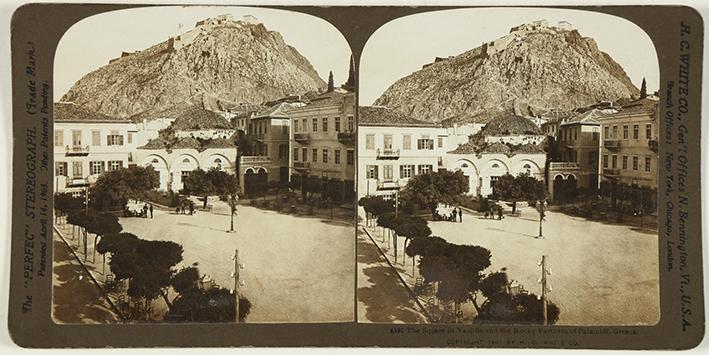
[54,193,84,224]
[97,233,183,319]
[66,210,93,250]
[492,173,546,214]
[90,165,160,211]
[166,266,252,322]
[400,170,468,218]
[392,216,430,268]
[640,77,647,99]
[84,213,122,265]
[376,212,395,244]
[327,70,335,92]
[182,168,239,231]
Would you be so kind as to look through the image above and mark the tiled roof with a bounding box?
[481,142,512,154]
[253,102,292,119]
[172,107,232,130]
[128,102,194,123]
[561,109,604,126]
[514,143,545,154]
[138,137,168,150]
[448,141,479,154]
[482,113,542,135]
[610,98,659,116]
[201,137,236,149]
[54,102,127,122]
[358,106,440,127]
[172,136,202,149]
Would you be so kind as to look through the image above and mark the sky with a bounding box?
[53,6,352,101]
[360,7,660,105]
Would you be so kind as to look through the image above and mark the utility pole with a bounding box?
[394,190,399,263]
[231,249,243,322]
[538,255,552,325]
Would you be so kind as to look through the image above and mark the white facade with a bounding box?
[135,147,237,192]
[445,153,546,196]
[54,120,135,195]
[133,118,174,147]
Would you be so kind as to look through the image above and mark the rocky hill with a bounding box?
[61,16,326,119]
[374,20,640,124]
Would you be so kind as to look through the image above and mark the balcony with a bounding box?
[549,162,580,170]
[66,177,89,187]
[293,133,310,143]
[337,131,355,145]
[603,168,620,177]
[376,148,400,160]
[648,139,658,153]
[376,180,401,191]
[603,140,621,151]
[293,161,310,171]
[241,155,271,164]
[65,145,90,156]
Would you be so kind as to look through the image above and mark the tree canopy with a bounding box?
[182,168,239,197]
[493,173,546,203]
[89,165,160,210]
[400,170,468,211]
[54,193,84,215]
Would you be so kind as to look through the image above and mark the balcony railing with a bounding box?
[293,133,310,143]
[65,145,90,156]
[376,148,400,159]
[293,161,310,170]
[648,139,658,153]
[549,162,580,170]
[603,168,620,176]
[376,180,401,190]
[603,140,621,150]
[241,155,271,164]
[337,131,355,145]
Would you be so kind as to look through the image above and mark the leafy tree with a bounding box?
[327,70,335,92]
[66,209,93,249]
[392,216,430,267]
[97,233,183,319]
[400,170,468,218]
[85,213,122,264]
[376,212,395,244]
[640,77,647,99]
[474,271,559,325]
[182,168,239,230]
[165,266,252,322]
[54,193,84,223]
[358,196,373,226]
[90,165,160,211]
[492,173,546,213]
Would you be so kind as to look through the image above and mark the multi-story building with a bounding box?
[598,98,659,211]
[289,90,356,202]
[357,106,448,199]
[53,102,136,195]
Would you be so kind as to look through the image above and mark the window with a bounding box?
[366,134,375,150]
[604,126,609,139]
[418,164,433,174]
[293,147,298,161]
[128,132,133,144]
[312,118,318,132]
[588,152,596,166]
[335,117,341,132]
[603,154,609,168]
[611,155,618,169]
[151,158,159,164]
[55,162,67,176]
[264,122,267,134]
[72,162,82,177]
[417,137,434,150]
[107,133,124,146]
[403,135,411,150]
[437,136,444,148]
[312,148,317,162]
[346,150,354,165]
[302,148,307,162]
[72,130,82,146]
[645,157,652,172]
[623,125,628,139]
[400,164,414,178]
[91,130,101,146]
[383,134,393,149]
[383,165,394,181]
[282,120,288,134]
[108,160,123,171]
[633,124,639,139]
[347,116,354,132]
[633,156,639,171]
[90,161,104,175]
[323,149,329,163]
[322,117,328,132]
[54,130,63,147]
[181,171,190,180]
[612,125,618,139]
[335,149,341,164]
[366,165,378,179]
[646,124,652,139]
[573,128,577,141]
[622,155,628,170]
[293,119,299,133]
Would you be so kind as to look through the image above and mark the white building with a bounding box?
[53,102,136,195]
[357,106,448,199]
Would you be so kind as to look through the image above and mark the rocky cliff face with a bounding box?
[61,19,326,118]
[374,23,639,123]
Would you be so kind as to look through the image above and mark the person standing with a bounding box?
[149,204,154,219]
[458,207,463,223]
[451,208,458,223]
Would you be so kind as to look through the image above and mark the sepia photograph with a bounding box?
[357,8,660,325]
[51,6,356,324]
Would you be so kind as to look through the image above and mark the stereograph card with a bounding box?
[7,2,706,349]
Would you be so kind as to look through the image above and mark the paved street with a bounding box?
[357,228,427,323]
[422,207,659,325]
[118,201,355,323]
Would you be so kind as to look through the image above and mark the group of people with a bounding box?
[176,200,196,215]
[433,207,464,223]
[484,206,504,220]
[123,202,154,218]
